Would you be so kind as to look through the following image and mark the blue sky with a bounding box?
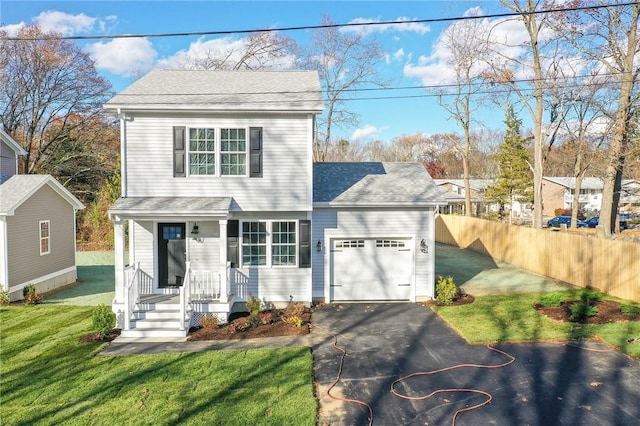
[1,0,517,143]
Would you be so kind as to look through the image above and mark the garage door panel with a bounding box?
[331,238,413,301]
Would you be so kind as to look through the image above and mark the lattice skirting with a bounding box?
[191,311,229,327]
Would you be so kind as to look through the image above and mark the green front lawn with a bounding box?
[432,290,640,358]
[0,305,317,425]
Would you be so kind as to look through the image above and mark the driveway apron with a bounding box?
[311,303,640,426]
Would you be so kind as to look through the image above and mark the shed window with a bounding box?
[39,220,50,255]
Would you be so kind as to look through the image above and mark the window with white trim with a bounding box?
[272,221,296,266]
[241,221,298,267]
[189,128,215,175]
[39,220,50,255]
[221,128,247,176]
[242,222,267,266]
[188,127,247,176]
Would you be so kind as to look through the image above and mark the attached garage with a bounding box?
[330,238,413,301]
[312,162,447,304]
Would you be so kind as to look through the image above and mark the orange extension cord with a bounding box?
[322,326,616,426]
[390,344,516,426]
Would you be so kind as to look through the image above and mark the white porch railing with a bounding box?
[190,270,221,300]
[123,262,154,330]
[180,262,192,331]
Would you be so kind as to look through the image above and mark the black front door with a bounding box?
[158,223,186,287]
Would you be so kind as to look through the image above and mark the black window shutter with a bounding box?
[299,220,311,268]
[227,220,239,268]
[173,126,186,177]
[249,127,262,178]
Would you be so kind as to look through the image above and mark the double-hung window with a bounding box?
[39,220,50,255]
[221,129,247,176]
[241,221,297,267]
[189,128,216,175]
[188,127,247,176]
[272,221,296,266]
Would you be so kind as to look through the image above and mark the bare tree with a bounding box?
[176,31,297,71]
[300,16,387,162]
[0,25,113,175]
[556,1,640,236]
[488,0,573,228]
[434,11,491,216]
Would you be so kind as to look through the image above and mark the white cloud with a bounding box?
[393,48,405,61]
[33,10,96,35]
[0,22,26,37]
[350,125,380,142]
[157,36,297,70]
[86,38,157,77]
[342,17,430,36]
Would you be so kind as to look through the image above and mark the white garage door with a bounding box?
[331,238,413,301]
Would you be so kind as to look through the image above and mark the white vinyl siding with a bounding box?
[123,113,313,211]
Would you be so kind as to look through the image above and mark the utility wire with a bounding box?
[3,1,639,41]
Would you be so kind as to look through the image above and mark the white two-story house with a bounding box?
[106,70,445,338]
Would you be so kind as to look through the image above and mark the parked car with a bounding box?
[586,216,630,230]
[546,216,588,228]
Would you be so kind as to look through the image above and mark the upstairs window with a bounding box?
[39,220,50,255]
[221,129,247,176]
[189,128,215,175]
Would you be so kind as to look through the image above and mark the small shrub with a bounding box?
[92,304,116,336]
[200,316,219,329]
[258,312,276,325]
[620,304,640,315]
[0,290,9,306]
[285,315,303,328]
[538,292,566,307]
[246,294,261,316]
[569,302,598,322]
[578,288,603,304]
[283,301,305,321]
[435,275,458,305]
[23,285,42,305]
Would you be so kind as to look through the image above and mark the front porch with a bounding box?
[117,262,236,338]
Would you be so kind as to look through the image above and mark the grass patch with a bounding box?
[0,304,317,425]
[431,291,640,358]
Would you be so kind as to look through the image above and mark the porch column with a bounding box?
[219,219,228,303]
[113,215,126,303]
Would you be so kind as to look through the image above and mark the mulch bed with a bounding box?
[188,310,312,341]
[534,300,640,324]
[424,294,475,307]
[79,329,121,343]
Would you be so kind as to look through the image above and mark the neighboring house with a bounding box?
[105,69,445,338]
[434,178,532,217]
[0,130,84,301]
[541,176,640,217]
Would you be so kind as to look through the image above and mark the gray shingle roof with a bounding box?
[313,162,446,206]
[0,175,84,215]
[105,69,325,112]
[109,197,232,217]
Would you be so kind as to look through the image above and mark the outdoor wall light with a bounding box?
[191,223,200,240]
[316,240,322,252]
[420,239,428,253]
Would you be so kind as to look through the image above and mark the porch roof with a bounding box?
[109,197,232,219]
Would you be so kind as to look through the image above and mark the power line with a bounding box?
[3,2,639,41]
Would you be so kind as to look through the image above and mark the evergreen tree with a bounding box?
[485,107,533,222]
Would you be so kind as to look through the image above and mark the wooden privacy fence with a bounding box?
[435,214,640,303]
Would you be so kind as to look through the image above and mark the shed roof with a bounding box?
[1,128,27,156]
[105,69,325,113]
[0,175,84,216]
[313,162,446,207]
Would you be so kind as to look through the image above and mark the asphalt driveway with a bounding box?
[312,303,640,426]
